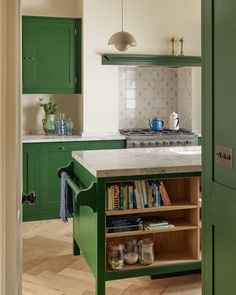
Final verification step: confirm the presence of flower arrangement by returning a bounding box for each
[39,97,57,114]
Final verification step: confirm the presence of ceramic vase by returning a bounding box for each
[42,114,56,135]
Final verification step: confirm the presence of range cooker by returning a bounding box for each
[120,128,198,148]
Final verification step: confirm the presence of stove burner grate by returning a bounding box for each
[119,128,194,137]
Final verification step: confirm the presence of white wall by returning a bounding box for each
[22,0,83,18]
[83,0,201,134]
[21,0,83,134]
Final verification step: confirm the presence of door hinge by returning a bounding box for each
[74,77,77,84]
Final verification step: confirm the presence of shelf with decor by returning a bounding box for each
[102,54,202,67]
[59,147,201,294]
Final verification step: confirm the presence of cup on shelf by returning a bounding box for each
[138,238,155,265]
[124,239,139,265]
[108,242,125,270]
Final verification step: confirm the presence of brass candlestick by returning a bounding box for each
[170,37,177,56]
[179,37,185,56]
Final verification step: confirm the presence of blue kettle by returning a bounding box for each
[148,116,164,132]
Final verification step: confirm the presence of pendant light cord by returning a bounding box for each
[121,0,124,31]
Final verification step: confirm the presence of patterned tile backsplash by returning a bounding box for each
[119,67,192,130]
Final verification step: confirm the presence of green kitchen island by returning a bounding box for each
[59,146,201,295]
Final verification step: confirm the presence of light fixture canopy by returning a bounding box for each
[108,0,137,51]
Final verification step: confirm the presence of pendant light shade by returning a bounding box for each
[108,31,136,52]
[108,0,137,51]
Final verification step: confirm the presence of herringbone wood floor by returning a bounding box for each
[23,219,201,295]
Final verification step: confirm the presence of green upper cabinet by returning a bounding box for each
[22,16,81,94]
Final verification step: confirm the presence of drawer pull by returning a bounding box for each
[59,146,65,151]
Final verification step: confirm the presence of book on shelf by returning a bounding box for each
[106,180,171,211]
[142,217,169,227]
[143,223,175,231]
[106,216,142,233]
[106,224,142,233]
[158,181,172,206]
[142,218,175,231]
[106,216,142,227]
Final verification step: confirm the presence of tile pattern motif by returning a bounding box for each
[119,67,192,130]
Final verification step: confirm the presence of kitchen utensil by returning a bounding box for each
[148,117,164,132]
[169,112,179,130]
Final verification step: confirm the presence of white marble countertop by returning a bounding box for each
[72,146,201,178]
[23,134,126,143]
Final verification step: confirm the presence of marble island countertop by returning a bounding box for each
[72,146,201,178]
[22,133,126,143]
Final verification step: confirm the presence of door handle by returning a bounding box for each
[22,192,36,204]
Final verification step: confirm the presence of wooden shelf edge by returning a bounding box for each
[106,202,198,216]
[106,222,197,238]
[106,251,201,273]
[102,54,202,67]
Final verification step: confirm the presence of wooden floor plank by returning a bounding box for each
[23,219,201,295]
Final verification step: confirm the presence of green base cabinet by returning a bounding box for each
[23,140,125,221]
[22,16,81,94]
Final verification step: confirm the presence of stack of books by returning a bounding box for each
[106,180,171,211]
[142,218,175,231]
[106,216,142,233]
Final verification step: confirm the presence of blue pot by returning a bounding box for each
[148,117,164,132]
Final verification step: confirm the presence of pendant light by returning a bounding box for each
[108,0,137,51]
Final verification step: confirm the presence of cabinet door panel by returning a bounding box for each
[22,17,81,94]
[39,143,84,216]
[23,144,39,221]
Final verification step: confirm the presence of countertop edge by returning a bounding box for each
[22,134,127,143]
[72,147,201,178]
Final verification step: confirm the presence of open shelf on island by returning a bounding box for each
[106,219,197,238]
[106,200,198,216]
[105,176,201,273]
[106,250,200,273]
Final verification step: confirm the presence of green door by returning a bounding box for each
[22,16,81,94]
[203,1,236,293]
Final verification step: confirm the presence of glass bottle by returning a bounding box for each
[108,242,124,270]
[66,117,74,136]
[124,239,138,265]
[138,238,155,265]
[57,113,66,136]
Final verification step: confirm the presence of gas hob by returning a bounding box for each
[119,128,198,148]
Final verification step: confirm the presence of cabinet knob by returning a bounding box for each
[23,56,34,60]
[59,146,65,151]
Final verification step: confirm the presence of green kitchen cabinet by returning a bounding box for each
[22,16,81,94]
[23,140,125,221]
[22,144,39,220]
[198,137,202,146]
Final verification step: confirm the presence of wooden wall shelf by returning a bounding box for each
[102,54,202,67]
